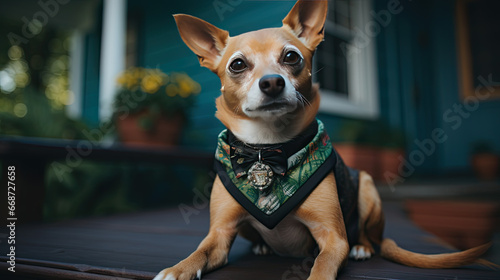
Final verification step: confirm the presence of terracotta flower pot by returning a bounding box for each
[116,111,184,148]
[334,144,406,182]
[471,153,499,181]
[334,143,379,178]
[378,148,405,182]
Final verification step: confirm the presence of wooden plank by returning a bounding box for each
[0,137,214,167]
[0,261,149,280]
[0,202,498,279]
[0,258,155,280]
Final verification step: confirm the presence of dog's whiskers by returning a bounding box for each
[312,67,324,76]
[233,105,241,116]
[295,91,311,107]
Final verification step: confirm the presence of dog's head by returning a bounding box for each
[174,0,328,143]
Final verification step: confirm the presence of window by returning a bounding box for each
[456,0,500,99]
[314,0,379,119]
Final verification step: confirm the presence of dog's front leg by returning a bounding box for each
[295,173,350,280]
[154,176,246,280]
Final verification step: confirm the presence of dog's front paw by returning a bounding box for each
[153,267,202,280]
[349,245,374,260]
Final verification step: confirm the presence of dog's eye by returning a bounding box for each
[283,51,301,65]
[229,59,247,73]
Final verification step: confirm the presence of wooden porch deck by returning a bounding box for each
[1,201,498,280]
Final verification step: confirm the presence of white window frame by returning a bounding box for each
[67,31,85,120]
[99,0,127,121]
[316,0,379,119]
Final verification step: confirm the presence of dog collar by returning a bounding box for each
[226,121,318,191]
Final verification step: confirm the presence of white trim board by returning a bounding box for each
[317,0,379,120]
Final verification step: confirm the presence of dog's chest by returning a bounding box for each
[246,214,315,257]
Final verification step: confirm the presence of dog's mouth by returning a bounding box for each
[248,100,291,112]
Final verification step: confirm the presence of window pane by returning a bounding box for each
[333,0,351,30]
[467,0,500,87]
[316,33,349,97]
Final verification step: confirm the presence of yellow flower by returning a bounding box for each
[133,67,145,79]
[178,80,193,96]
[116,75,127,86]
[126,74,139,89]
[141,75,162,93]
[173,73,201,97]
[118,68,200,99]
[191,81,201,94]
[117,71,140,90]
[166,84,178,97]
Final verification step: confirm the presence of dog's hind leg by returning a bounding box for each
[154,176,246,280]
[349,171,385,261]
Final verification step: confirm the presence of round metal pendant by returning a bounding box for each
[248,162,274,191]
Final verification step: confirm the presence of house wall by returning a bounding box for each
[430,0,500,171]
[82,25,102,127]
[375,0,500,174]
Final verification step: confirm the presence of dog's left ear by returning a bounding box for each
[282,0,328,50]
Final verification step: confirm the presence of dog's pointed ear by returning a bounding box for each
[174,14,229,71]
[282,0,328,50]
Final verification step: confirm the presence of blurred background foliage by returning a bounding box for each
[44,161,212,221]
[0,18,211,221]
[0,18,84,139]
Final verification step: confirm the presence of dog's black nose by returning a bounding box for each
[259,74,285,98]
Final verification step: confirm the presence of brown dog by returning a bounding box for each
[154,1,492,279]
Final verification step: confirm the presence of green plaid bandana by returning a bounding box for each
[214,119,335,228]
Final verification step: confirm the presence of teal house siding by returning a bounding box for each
[375,0,440,173]
[82,31,102,127]
[375,0,500,174]
[81,7,103,128]
[429,0,500,171]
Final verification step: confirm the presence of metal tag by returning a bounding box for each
[248,162,274,191]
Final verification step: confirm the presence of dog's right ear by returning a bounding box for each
[173,14,229,71]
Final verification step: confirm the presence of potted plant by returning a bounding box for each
[332,119,379,178]
[376,126,406,183]
[470,141,499,181]
[113,68,200,147]
[332,120,406,182]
